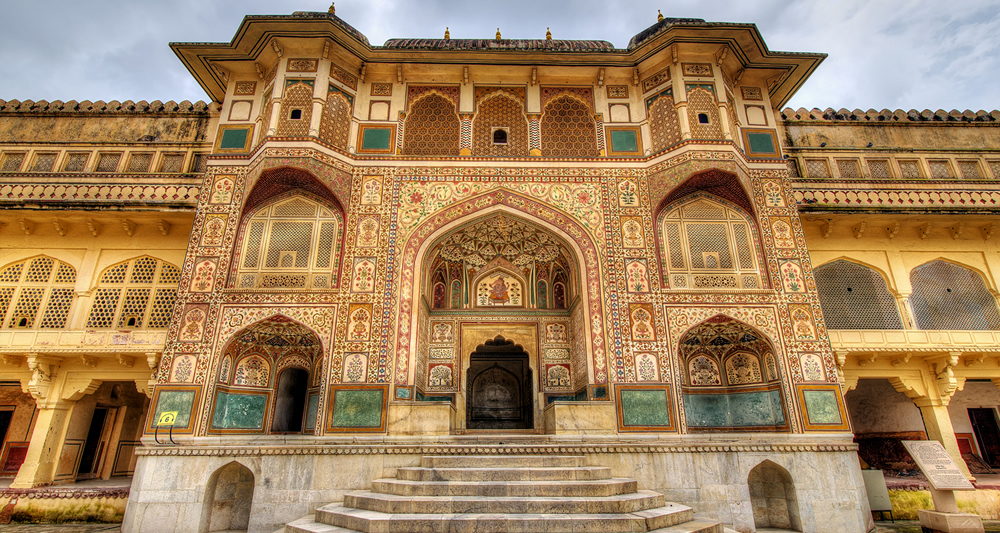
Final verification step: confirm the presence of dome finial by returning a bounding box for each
[496,28,502,40]
[444,27,450,39]
[546,27,552,41]
[657,9,664,22]
[328,2,335,15]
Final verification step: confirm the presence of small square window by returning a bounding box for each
[289,109,303,120]
[491,128,508,145]
[697,113,710,124]
[0,152,26,172]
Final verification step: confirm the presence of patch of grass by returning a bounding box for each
[888,489,1000,520]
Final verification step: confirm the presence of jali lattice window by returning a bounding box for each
[0,257,77,329]
[85,257,180,329]
[659,196,761,290]
[815,260,903,329]
[910,261,1000,330]
[237,195,343,290]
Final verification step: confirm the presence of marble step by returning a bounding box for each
[371,477,639,497]
[343,489,666,514]
[419,455,585,469]
[317,502,696,532]
[287,515,723,533]
[395,465,611,482]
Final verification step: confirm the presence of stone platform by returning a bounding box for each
[284,455,721,532]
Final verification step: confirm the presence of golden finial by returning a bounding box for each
[444,27,450,39]
[546,27,552,41]
[657,10,663,22]
[496,28,502,40]
[328,2,335,14]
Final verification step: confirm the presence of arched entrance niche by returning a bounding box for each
[677,315,788,431]
[202,461,255,532]
[230,167,347,291]
[466,336,533,429]
[393,192,607,430]
[210,315,324,434]
[748,460,801,531]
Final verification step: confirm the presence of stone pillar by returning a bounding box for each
[914,398,973,479]
[717,103,733,140]
[309,101,324,138]
[676,103,692,140]
[897,292,917,329]
[11,355,68,488]
[267,102,282,136]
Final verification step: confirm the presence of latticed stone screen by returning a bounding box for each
[814,260,903,329]
[85,257,180,329]
[402,94,460,156]
[0,257,77,329]
[660,197,760,289]
[910,261,1000,330]
[898,160,922,179]
[473,94,528,157]
[685,87,723,140]
[648,92,681,153]
[31,153,57,172]
[127,153,152,173]
[63,153,89,172]
[319,91,352,150]
[276,82,314,137]
[540,96,598,158]
[958,161,982,180]
[804,159,830,178]
[238,196,342,289]
[159,153,185,173]
[867,159,891,179]
[95,152,122,172]
[836,159,861,179]
[928,160,952,179]
[989,160,1000,179]
[1,153,25,172]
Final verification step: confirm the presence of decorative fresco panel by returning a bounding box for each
[210,175,236,204]
[789,304,817,341]
[200,214,227,247]
[346,303,373,341]
[189,258,217,293]
[629,303,655,341]
[351,258,376,293]
[621,216,644,248]
[545,364,572,389]
[178,304,208,342]
[360,175,383,205]
[625,259,651,293]
[475,272,523,307]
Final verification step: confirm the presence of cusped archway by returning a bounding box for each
[211,315,323,434]
[678,315,788,432]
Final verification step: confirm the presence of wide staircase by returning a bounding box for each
[284,455,722,532]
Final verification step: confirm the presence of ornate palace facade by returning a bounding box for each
[0,7,998,533]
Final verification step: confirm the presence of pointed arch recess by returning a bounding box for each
[389,189,609,386]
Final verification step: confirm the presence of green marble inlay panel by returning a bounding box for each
[331,389,384,428]
[610,130,638,153]
[212,391,267,430]
[361,128,393,151]
[803,389,843,425]
[746,132,777,155]
[684,389,784,428]
[219,128,250,150]
[153,390,194,428]
[620,389,671,426]
[304,393,320,430]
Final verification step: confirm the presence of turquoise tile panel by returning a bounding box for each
[219,128,249,150]
[746,132,777,155]
[610,130,638,153]
[362,128,393,151]
[620,389,671,427]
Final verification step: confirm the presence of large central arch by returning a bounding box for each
[390,189,609,418]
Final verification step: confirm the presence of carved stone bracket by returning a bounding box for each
[62,377,102,401]
[932,352,961,400]
[26,354,62,402]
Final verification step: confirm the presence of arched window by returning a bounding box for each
[473,91,528,156]
[910,261,1000,330]
[86,257,179,329]
[0,257,76,329]
[659,196,761,290]
[815,260,903,329]
[236,194,343,290]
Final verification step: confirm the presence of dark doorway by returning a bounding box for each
[78,407,112,477]
[271,368,309,433]
[466,336,533,430]
[0,410,12,447]
[969,408,1000,466]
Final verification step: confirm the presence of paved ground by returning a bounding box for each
[4,519,1000,532]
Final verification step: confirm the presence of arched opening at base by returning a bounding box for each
[271,367,309,433]
[748,460,800,531]
[204,462,255,532]
[466,336,533,430]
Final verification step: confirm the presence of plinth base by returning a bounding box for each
[918,509,984,533]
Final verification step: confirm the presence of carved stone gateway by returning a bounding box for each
[466,336,533,430]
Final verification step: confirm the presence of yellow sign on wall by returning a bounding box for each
[157,411,179,427]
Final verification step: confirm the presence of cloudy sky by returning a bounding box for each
[2,0,998,112]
